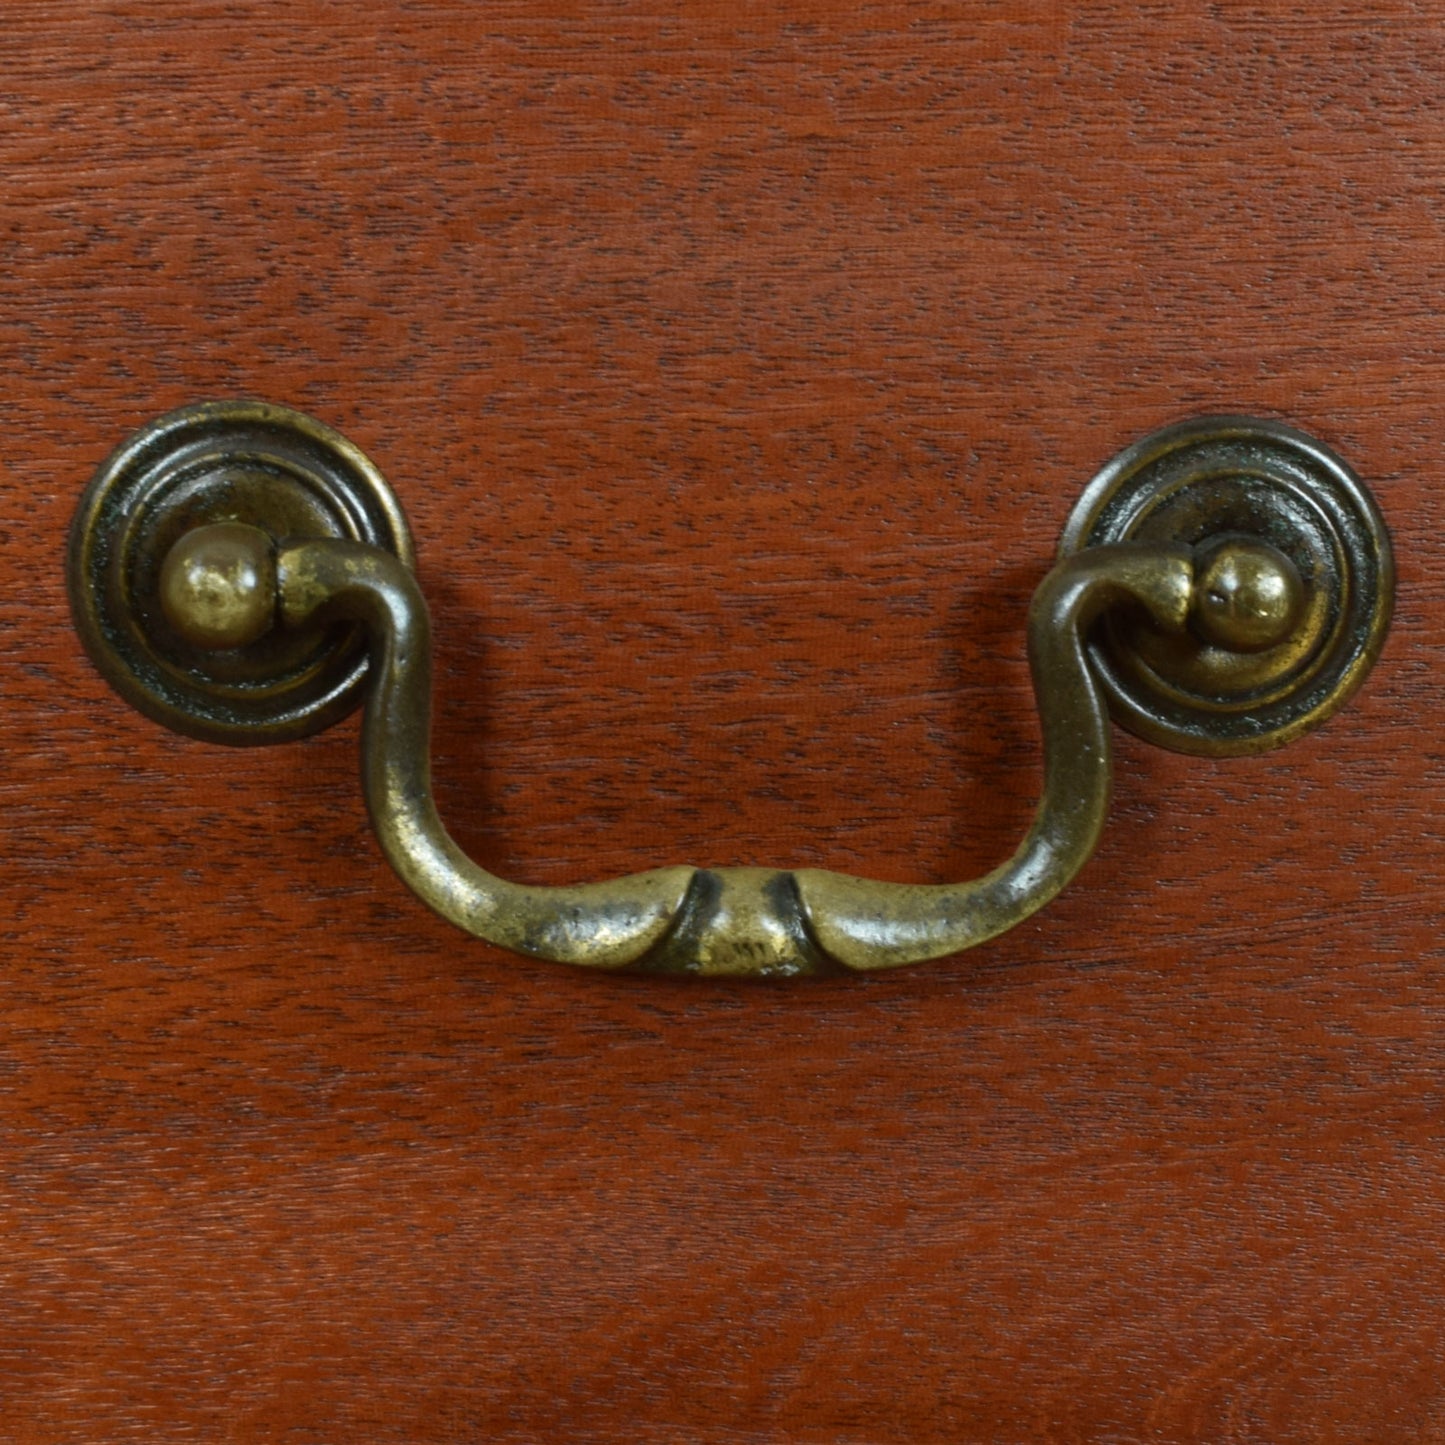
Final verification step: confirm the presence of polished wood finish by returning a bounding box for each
[3,3,1441,1438]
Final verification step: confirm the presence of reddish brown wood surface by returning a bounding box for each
[3,3,1444,1439]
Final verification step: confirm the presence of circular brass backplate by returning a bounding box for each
[69,401,414,745]
[1060,417,1393,756]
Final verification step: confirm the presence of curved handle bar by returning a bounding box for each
[243,530,1190,976]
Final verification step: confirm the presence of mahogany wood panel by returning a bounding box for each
[3,2,1444,1439]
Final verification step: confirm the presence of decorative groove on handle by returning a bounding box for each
[67,404,1395,979]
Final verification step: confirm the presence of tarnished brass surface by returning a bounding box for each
[159,522,278,651]
[1060,416,1394,755]
[69,406,1395,976]
[67,401,413,745]
[274,533,1192,974]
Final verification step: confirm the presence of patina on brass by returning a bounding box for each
[69,406,1395,977]
[67,400,413,745]
[1059,416,1394,756]
[159,521,278,651]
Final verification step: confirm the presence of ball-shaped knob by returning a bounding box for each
[1190,538,1305,653]
[159,522,277,650]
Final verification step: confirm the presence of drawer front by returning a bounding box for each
[2,5,1439,1440]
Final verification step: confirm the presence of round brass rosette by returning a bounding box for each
[1060,416,1394,756]
[68,401,413,745]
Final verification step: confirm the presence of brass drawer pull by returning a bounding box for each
[69,404,1393,977]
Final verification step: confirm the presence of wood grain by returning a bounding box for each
[3,2,1443,1439]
